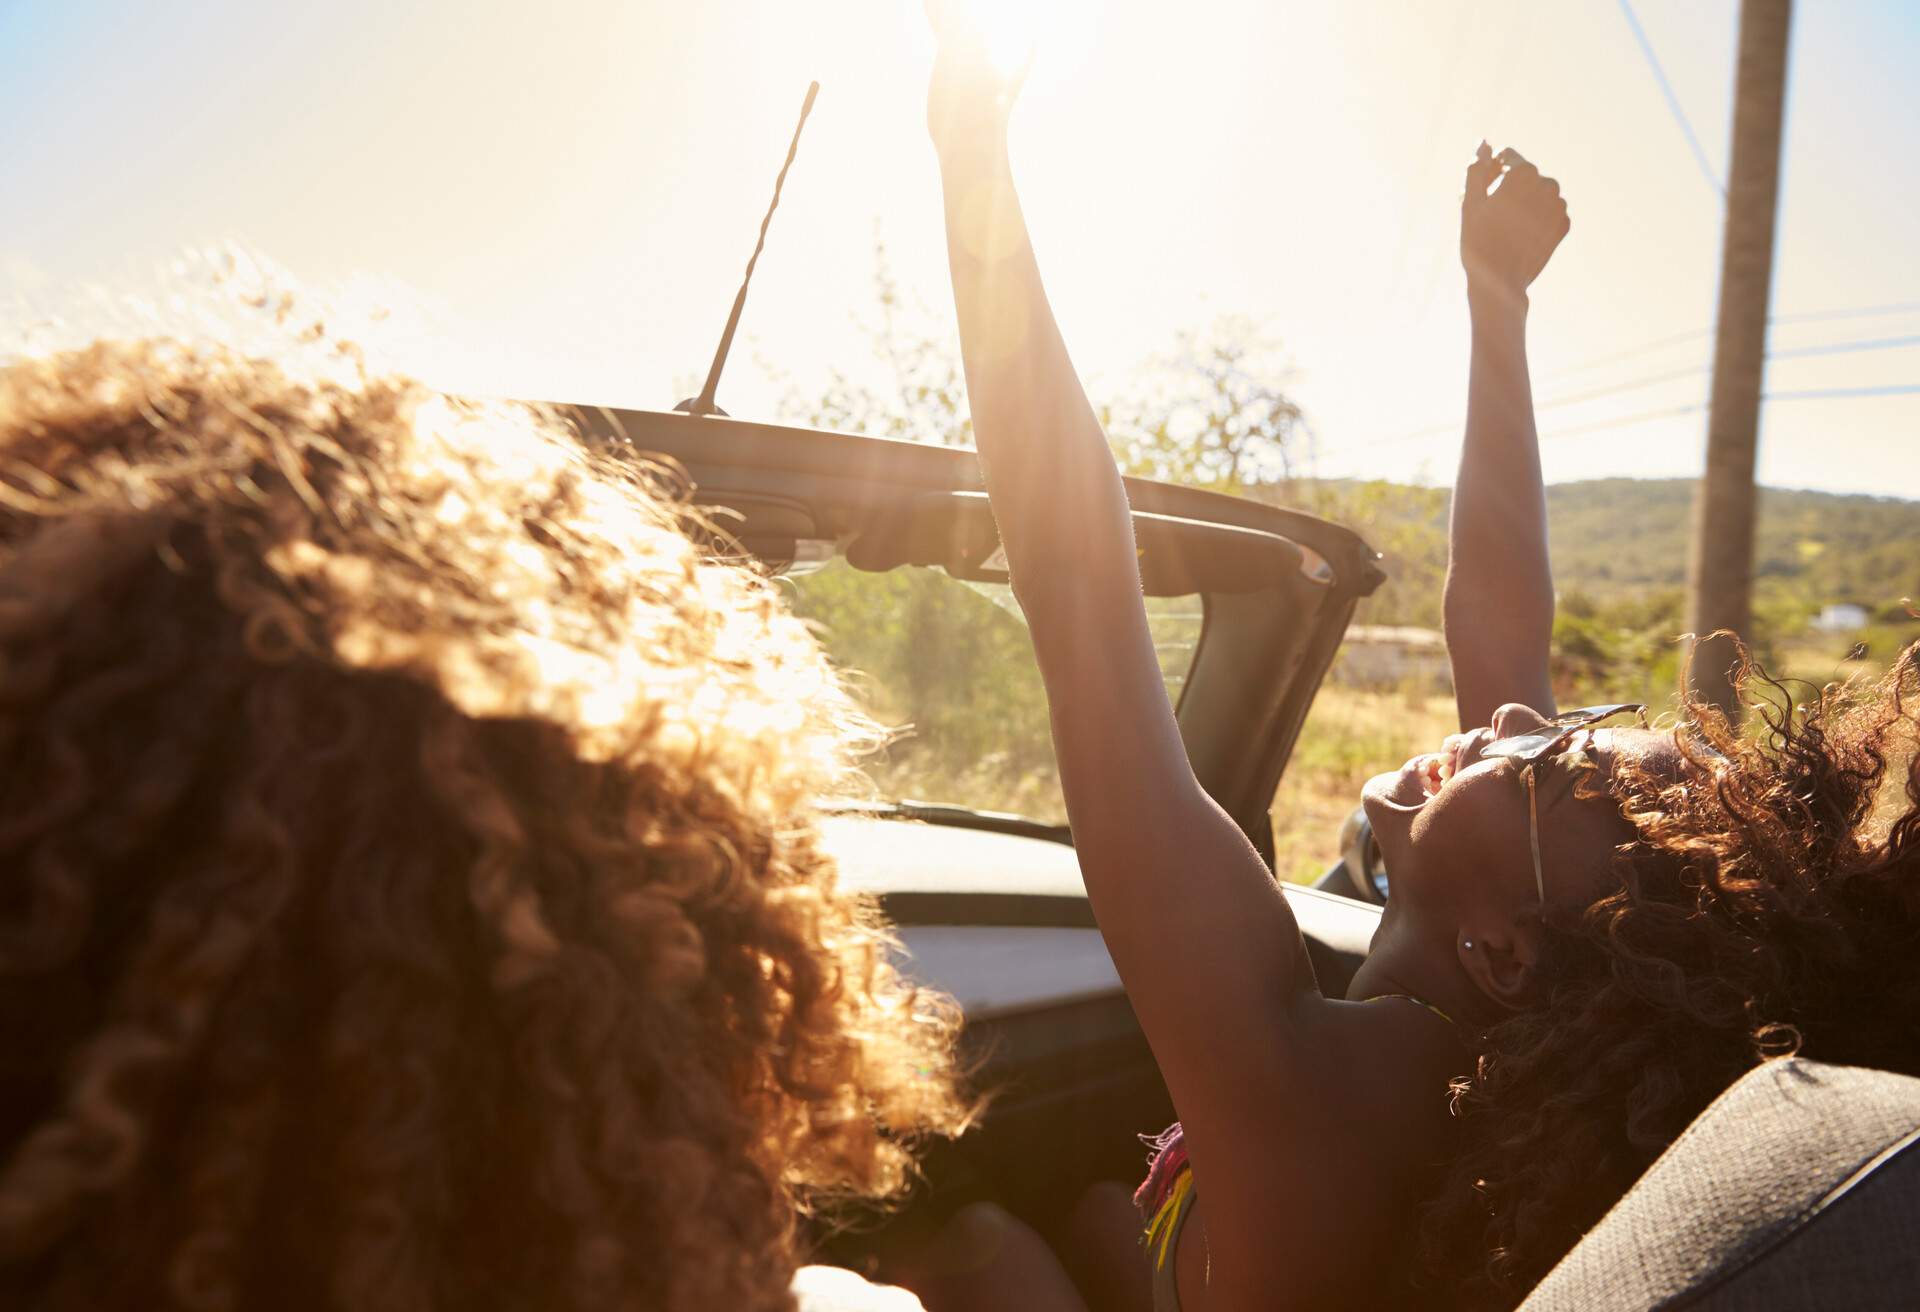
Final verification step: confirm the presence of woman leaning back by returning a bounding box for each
[921,6,1920,1309]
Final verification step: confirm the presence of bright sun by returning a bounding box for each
[958,0,1098,77]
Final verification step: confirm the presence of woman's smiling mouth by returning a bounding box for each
[1364,726,1500,813]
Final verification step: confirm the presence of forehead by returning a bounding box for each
[1529,725,1681,817]
[1539,728,1665,880]
[1426,728,1653,901]
[1586,726,1681,784]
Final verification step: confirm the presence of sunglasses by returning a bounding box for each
[1479,703,1648,902]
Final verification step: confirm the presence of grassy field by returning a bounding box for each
[842,610,1917,889]
[1269,683,1459,884]
[1771,627,1914,690]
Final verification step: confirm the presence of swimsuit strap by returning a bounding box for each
[1363,992,1455,1027]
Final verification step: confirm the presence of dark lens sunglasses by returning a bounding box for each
[1479,703,1647,903]
[1480,703,1648,766]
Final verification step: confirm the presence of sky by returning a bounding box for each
[3,0,1917,497]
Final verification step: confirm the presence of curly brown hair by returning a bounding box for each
[1422,648,1920,1306]
[0,319,971,1311]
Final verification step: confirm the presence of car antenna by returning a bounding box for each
[675,80,820,418]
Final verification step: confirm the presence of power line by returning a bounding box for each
[1770,333,1920,363]
[1537,361,1703,412]
[1773,300,1920,328]
[1327,383,1917,467]
[1616,0,1725,198]
[1314,381,1920,478]
[1538,332,1920,412]
[1548,325,1711,381]
[1353,333,1920,452]
[1764,382,1920,403]
[1547,301,1920,382]
[1536,383,1920,444]
[1539,400,1703,442]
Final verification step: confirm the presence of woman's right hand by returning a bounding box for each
[924,0,1027,162]
[1460,143,1571,306]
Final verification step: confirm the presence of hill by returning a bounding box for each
[1277,477,1920,631]
[1546,480,1920,617]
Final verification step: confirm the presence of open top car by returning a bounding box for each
[576,404,1920,1309]
[573,403,1387,1223]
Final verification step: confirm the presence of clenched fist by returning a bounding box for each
[1460,143,1570,306]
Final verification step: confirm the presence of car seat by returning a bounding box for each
[1519,1058,1920,1310]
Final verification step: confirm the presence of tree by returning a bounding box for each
[779,239,1312,492]
[771,241,1311,819]
[780,232,973,447]
[1106,316,1309,493]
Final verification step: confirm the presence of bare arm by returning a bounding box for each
[1445,145,1570,729]
[926,16,1395,1307]
[926,6,1309,1073]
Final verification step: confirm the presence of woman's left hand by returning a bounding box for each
[1461,143,1571,306]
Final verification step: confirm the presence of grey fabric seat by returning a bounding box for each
[1519,1058,1920,1310]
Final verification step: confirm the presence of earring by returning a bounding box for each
[1463,939,1475,951]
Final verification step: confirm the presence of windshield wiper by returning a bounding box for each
[818,799,1072,846]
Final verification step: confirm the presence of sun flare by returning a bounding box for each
[959,0,1097,77]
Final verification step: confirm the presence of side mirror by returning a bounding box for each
[1336,806,1389,904]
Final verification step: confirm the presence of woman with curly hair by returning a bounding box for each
[0,294,971,1311]
[922,6,1919,1309]
[1421,648,1920,1305]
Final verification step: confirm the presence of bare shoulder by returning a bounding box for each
[1182,995,1465,1305]
[1296,994,1466,1133]
[1199,992,1464,1183]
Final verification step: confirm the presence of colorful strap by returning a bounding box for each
[1132,995,1454,1281]
[1142,1165,1196,1272]
[1134,1122,1188,1217]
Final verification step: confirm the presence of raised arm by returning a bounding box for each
[925,14,1382,1304]
[925,7,1307,1053]
[1445,145,1570,729]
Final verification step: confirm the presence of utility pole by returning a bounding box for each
[1686,0,1793,719]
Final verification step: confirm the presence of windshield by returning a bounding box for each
[784,557,1202,824]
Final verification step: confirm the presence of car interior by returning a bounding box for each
[572,403,1387,1259]
[582,404,1920,1307]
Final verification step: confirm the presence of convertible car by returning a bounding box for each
[575,404,1918,1309]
